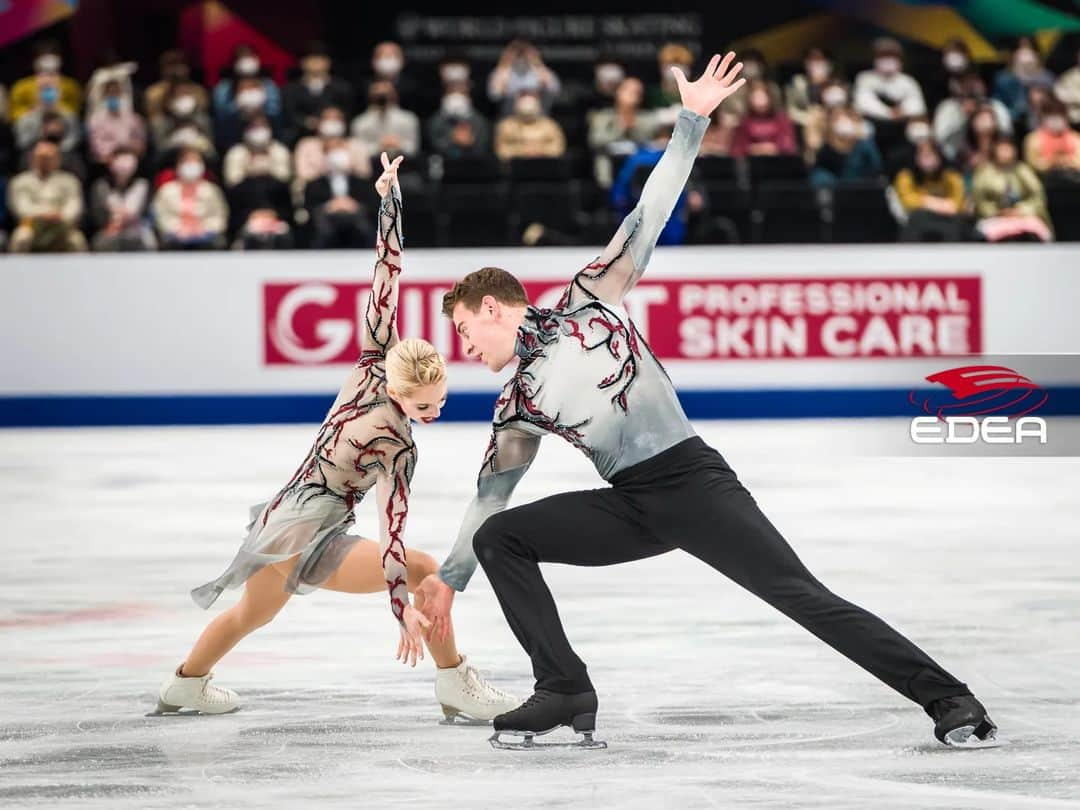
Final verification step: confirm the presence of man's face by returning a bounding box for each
[32,143,60,174]
[452,299,519,372]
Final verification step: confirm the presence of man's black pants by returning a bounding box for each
[473,436,971,707]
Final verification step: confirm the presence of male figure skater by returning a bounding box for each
[416,52,996,750]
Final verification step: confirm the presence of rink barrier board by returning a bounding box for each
[4,387,1080,427]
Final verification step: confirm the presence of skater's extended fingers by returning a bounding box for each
[720,61,744,87]
[380,151,390,171]
[703,53,721,80]
[714,51,735,80]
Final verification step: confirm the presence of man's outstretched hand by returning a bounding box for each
[671,51,745,119]
[416,573,455,643]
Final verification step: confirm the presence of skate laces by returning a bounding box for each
[463,663,513,703]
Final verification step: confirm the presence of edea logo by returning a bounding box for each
[909,365,1049,444]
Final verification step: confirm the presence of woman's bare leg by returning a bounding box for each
[180,561,294,677]
[318,538,461,668]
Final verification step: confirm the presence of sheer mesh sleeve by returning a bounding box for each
[437,424,542,591]
[361,185,403,354]
[571,108,709,307]
[374,424,415,623]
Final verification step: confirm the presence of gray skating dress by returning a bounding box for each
[192,187,413,623]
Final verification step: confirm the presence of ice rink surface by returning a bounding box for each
[2,419,1079,809]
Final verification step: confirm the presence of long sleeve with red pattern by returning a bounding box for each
[362,184,403,354]
[375,425,415,623]
[437,422,542,591]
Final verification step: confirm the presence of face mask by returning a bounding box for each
[178,161,204,182]
[105,96,122,113]
[515,96,541,117]
[441,93,471,117]
[596,64,624,86]
[916,157,940,173]
[1045,116,1067,134]
[441,64,469,83]
[171,95,196,116]
[319,119,345,137]
[327,149,351,171]
[875,57,901,75]
[833,118,857,138]
[40,86,59,105]
[822,87,847,108]
[111,153,137,179]
[906,122,931,142]
[237,88,266,109]
[374,56,403,76]
[806,60,830,82]
[973,117,995,134]
[305,76,327,94]
[943,51,968,72]
[235,56,260,76]
[246,127,271,147]
[35,54,61,73]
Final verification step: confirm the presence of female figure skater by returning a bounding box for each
[155,152,518,723]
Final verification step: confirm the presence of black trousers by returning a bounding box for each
[473,437,971,707]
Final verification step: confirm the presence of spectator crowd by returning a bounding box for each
[2,33,1079,253]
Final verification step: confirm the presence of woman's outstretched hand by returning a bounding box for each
[671,51,745,119]
[375,150,403,199]
[415,573,455,644]
[396,604,431,667]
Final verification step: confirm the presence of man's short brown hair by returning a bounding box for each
[441,267,529,318]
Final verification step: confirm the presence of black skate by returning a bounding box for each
[488,690,607,750]
[927,695,1000,748]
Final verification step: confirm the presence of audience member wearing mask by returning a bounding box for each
[14,75,81,154]
[933,71,1011,163]
[801,79,872,164]
[87,79,148,165]
[224,114,291,188]
[294,106,372,196]
[427,82,491,159]
[145,50,209,130]
[351,81,420,158]
[1022,99,1080,178]
[924,38,977,111]
[494,89,566,161]
[992,39,1055,126]
[303,136,374,249]
[646,43,694,110]
[853,37,927,147]
[8,140,86,252]
[152,148,228,249]
[152,80,215,154]
[961,104,1007,175]
[785,47,838,129]
[610,114,697,247]
[892,139,969,242]
[283,41,354,142]
[884,113,931,177]
[588,77,657,186]
[15,110,87,181]
[1055,47,1080,126]
[809,106,883,188]
[89,147,156,251]
[226,117,293,251]
[10,41,82,122]
[731,79,797,158]
[972,134,1052,242]
[488,39,562,118]
[213,45,283,150]
[586,56,627,111]
[367,41,426,114]
[84,58,138,119]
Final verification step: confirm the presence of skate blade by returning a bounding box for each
[943,722,1002,749]
[145,700,240,717]
[438,707,491,727]
[488,729,607,751]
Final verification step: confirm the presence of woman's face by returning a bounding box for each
[993,140,1017,165]
[389,380,449,423]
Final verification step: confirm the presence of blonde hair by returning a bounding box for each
[386,338,447,397]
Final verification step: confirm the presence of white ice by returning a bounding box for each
[2,420,1078,809]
